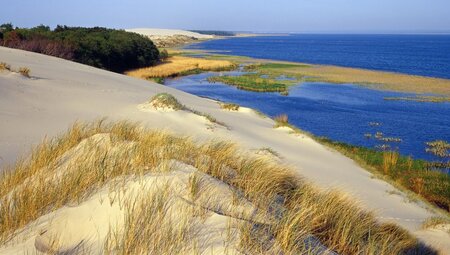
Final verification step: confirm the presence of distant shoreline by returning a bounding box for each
[179,38,450,96]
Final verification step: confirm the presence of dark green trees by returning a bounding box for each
[0,24,161,73]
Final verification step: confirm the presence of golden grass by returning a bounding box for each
[220,103,240,111]
[422,216,450,231]
[0,120,434,254]
[245,62,450,95]
[274,114,289,127]
[382,151,399,175]
[0,62,11,71]
[18,67,30,78]
[125,56,237,79]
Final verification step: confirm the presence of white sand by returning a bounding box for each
[126,28,214,39]
[0,46,449,253]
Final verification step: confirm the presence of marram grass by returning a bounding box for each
[0,120,436,254]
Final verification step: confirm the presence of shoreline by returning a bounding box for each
[176,40,450,96]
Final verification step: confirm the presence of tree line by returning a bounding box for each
[0,24,161,73]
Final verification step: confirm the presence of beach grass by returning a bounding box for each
[149,93,184,110]
[274,114,289,127]
[125,56,237,80]
[220,103,240,111]
[0,120,433,254]
[0,62,11,71]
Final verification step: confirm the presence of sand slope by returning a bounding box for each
[0,46,449,253]
[126,28,213,39]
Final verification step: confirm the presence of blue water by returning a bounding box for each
[166,72,450,166]
[186,34,450,79]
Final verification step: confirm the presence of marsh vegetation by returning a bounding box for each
[126,56,237,80]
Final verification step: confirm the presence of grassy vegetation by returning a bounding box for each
[0,62,11,71]
[208,74,292,93]
[18,67,30,78]
[274,114,289,127]
[220,103,240,111]
[422,217,450,232]
[384,96,450,103]
[0,120,434,254]
[149,93,183,110]
[126,56,237,80]
[315,137,450,212]
[0,62,32,78]
[148,93,228,128]
[201,53,450,95]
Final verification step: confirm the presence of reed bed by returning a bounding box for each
[241,62,450,95]
[0,120,435,254]
[125,56,236,79]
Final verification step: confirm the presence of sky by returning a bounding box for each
[2,0,450,33]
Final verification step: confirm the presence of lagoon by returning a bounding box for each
[166,72,450,162]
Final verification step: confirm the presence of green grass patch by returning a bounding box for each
[208,74,291,93]
[147,77,165,84]
[150,93,183,110]
[315,137,450,212]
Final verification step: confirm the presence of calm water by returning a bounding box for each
[166,72,450,164]
[186,34,450,79]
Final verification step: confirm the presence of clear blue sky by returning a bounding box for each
[2,0,450,33]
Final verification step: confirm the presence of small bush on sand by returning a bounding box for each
[221,103,240,111]
[18,67,30,78]
[274,114,289,127]
[0,62,11,71]
[149,93,183,110]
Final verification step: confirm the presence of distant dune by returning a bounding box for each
[126,28,214,47]
[126,28,214,39]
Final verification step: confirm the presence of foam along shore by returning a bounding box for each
[0,46,449,253]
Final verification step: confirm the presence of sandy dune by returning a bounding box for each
[126,28,213,39]
[0,46,449,253]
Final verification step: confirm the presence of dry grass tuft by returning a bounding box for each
[0,62,11,71]
[0,120,435,254]
[18,67,31,78]
[126,56,237,79]
[220,103,240,111]
[422,216,450,231]
[274,114,289,127]
[382,151,399,175]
